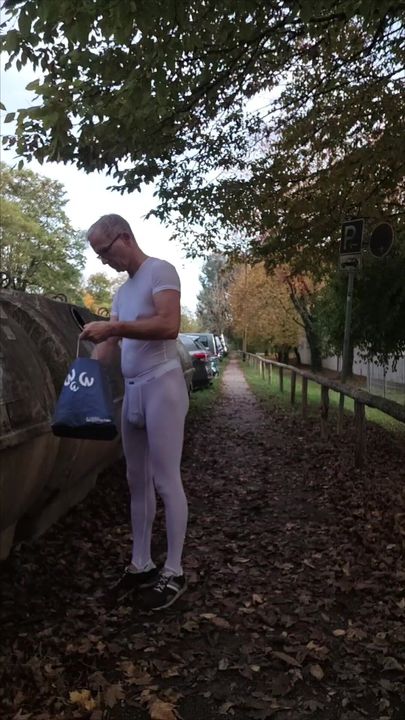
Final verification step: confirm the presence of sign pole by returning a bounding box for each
[339,218,364,383]
[341,268,356,383]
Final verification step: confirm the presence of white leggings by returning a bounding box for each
[121,367,189,576]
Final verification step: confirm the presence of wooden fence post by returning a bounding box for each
[302,377,308,418]
[337,393,345,434]
[290,371,296,405]
[320,386,329,439]
[354,400,366,469]
[279,367,284,393]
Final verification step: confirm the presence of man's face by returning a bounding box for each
[90,230,129,272]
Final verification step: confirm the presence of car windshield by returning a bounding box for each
[180,335,207,352]
[179,335,195,350]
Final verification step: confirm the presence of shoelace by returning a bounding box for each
[154,574,171,593]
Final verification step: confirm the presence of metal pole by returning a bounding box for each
[341,269,355,383]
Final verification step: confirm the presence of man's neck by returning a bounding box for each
[128,250,149,276]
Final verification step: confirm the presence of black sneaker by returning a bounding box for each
[141,572,187,610]
[109,565,159,600]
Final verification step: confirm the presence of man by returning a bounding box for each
[80,214,189,610]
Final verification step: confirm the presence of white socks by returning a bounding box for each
[128,560,156,574]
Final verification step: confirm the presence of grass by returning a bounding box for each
[241,358,405,438]
[187,356,229,420]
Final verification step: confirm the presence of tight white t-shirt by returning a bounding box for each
[111,257,181,378]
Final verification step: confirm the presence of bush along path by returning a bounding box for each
[1,357,405,720]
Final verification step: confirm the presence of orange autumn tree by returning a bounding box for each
[229,262,300,356]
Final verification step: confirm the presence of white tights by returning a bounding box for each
[121,367,189,576]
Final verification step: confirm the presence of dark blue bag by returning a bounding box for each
[51,343,118,441]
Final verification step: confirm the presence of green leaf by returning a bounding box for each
[25,80,40,92]
[0,102,6,111]
[3,30,19,53]
[18,11,31,37]
[4,112,15,123]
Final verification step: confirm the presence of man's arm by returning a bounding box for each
[89,315,121,363]
[80,290,180,344]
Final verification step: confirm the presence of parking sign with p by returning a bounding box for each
[340,219,364,269]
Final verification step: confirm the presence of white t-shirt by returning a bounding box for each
[111,257,181,378]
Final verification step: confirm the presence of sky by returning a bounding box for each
[0,60,203,312]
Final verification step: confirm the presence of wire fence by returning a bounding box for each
[367,357,405,405]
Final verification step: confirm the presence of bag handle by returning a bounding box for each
[76,336,82,358]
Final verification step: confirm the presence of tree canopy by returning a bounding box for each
[0,161,86,298]
[2,1,403,273]
[196,254,232,334]
[2,1,404,367]
[180,307,199,333]
[316,237,405,366]
[229,262,300,353]
[82,272,114,313]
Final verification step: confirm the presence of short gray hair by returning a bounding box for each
[87,214,135,242]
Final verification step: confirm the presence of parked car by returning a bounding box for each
[220,334,229,356]
[176,337,194,393]
[178,334,213,390]
[215,335,225,359]
[189,332,221,375]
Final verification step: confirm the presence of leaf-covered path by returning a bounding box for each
[1,358,405,720]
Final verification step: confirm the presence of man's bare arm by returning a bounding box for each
[80,290,180,344]
[90,315,121,364]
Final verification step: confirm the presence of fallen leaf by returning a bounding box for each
[346,627,367,641]
[182,620,199,632]
[149,699,179,720]
[252,593,264,604]
[69,689,97,711]
[211,616,231,629]
[272,651,301,667]
[309,663,324,680]
[219,701,234,714]
[332,629,346,637]
[104,683,125,708]
[382,656,404,671]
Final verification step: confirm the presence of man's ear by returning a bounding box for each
[121,232,133,247]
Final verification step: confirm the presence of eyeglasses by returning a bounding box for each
[96,233,122,259]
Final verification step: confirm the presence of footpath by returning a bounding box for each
[0,358,404,720]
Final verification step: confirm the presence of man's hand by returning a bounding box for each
[80,321,115,344]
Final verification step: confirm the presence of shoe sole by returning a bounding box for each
[151,580,188,611]
[110,575,159,602]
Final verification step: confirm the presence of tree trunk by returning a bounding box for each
[285,279,323,373]
[242,326,248,353]
[307,330,323,372]
[345,343,354,379]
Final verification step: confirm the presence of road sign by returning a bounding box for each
[340,219,364,255]
[369,222,394,258]
[339,254,362,270]
[340,219,364,270]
